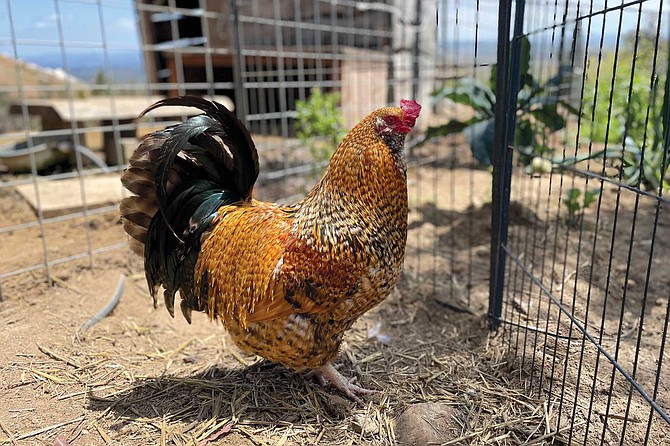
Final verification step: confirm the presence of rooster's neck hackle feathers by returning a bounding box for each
[294,105,412,250]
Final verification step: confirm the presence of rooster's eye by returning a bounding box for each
[383,116,400,126]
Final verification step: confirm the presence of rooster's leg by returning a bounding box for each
[312,363,374,404]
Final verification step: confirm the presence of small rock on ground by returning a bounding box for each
[326,394,352,418]
[395,402,457,445]
[350,413,380,436]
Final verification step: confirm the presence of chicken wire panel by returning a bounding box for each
[0,0,478,303]
[416,0,501,310]
[492,0,670,444]
[0,0,144,295]
[230,0,401,193]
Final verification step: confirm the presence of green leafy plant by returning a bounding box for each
[424,37,579,167]
[582,28,670,191]
[619,72,670,191]
[562,188,599,227]
[295,88,346,162]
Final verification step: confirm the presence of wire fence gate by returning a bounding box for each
[489,0,670,444]
[0,0,669,444]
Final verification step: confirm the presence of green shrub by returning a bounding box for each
[295,88,346,162]
[423,37,579,167]
[582,28,670,191]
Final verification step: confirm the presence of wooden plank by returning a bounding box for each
[9,95,234,124]
[13,173,125,218]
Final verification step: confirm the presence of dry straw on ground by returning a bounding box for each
[0,253,576,445]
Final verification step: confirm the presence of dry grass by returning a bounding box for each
[0,248,577,446]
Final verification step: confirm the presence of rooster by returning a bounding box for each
[120,96,421,401]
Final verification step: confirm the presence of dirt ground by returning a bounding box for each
[0,146,669,445]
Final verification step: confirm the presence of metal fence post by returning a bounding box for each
[230,0,249,126]
[489,0,526,329]
[411,0,422,101]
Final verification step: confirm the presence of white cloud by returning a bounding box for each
[116,17,135,32]
[33,13,59,30]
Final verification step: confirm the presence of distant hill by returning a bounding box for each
[0,54,90,99]
[438,39,498,65]
[19,51,146,84]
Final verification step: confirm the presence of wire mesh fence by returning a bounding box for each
[0,0,492,313]
[490,0,670,444]
[0,0,473,298]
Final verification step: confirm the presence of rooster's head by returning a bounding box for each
[375,99,421,136]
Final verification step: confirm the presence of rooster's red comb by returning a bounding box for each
[400,99,421,127]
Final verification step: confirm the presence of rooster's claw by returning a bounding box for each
[310,362,376,404]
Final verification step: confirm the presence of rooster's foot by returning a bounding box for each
[311,363,374,404]
[304,362,342,386]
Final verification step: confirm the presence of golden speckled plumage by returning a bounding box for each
[191,107,410,369]
[120,97,420,398]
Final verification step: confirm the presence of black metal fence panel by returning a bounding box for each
[491,0,670,444]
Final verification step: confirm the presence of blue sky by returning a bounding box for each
[0,0,666,75]
[2,0,664,54]
[0,0,141,60]
[438,0,667,42]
